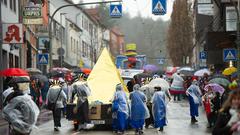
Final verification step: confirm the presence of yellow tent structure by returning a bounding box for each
[87,48,127,104]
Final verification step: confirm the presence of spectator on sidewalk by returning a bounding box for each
[2,76,39,135]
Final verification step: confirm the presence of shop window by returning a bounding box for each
[4,0,7,6]
[13,0,16,12]
[15,56,19,67]
[9,53,13,68]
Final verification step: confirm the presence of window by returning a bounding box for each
[82,16,84,28]
[4,0,7,6]
[71,37,73,52]
[61,27,65,44]
[82,41,85,56]
[83,17,89,31]
[15,56,19,67]
[77,41,79,55]
[226,6,237,31]
[53,20,61,40]
[89,23,93,36]
[10,0,13,10]
[74,39,76,53]
[13,0,16,12]
[9,53,13,68]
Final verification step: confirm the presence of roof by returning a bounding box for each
[111,27,124,36]
[64,0,98,25]
[84,8,107,28]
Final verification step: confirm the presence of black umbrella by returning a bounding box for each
[152,69,165,76]
[47,71,64,78]
[31,74,48,83]
[179,70,194,76]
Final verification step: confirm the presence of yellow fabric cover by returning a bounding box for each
[222,67,237,75]
[87,48,127,104]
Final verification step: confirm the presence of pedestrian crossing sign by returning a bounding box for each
[152,0,166,15]
[223,49,237,62]
[110,4,122,18]
[38,53,49,64]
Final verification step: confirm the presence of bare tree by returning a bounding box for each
[167,0,193,66]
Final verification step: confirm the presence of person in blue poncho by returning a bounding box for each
[129,84,149,134]
[112,84,129,134]
[152,86,167,132]
[186,79,202,123]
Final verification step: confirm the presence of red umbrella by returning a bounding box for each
[81,68,91,75]
[0,68,29,76]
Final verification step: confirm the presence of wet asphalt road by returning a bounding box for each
[30,100,212,135]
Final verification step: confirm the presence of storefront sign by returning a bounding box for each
[2,23,24,44]
[198,4,214,16]
[23,6,42,24]
[198,0,212,4]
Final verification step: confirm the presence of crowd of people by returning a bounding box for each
[2,67,240,135]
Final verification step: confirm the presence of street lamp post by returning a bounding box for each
[48,0,122,69]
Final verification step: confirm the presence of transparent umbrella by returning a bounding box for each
[148,78,170,91]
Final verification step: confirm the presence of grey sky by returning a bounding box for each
[72,0,174,21]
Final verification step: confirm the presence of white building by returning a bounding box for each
[1,0,20,69]
[50,0,99,68]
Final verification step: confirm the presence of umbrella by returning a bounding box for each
[179,70,194,76]
[152,69,165,76]
[51,67,70,73]
[31,74,48,83]
[204,83,225,94]
[47,70,64,78]
[178,67,195,76]
[209,78,230,87]
[0,68,29,76]
[26,68,42,74]
[148,78,170,91]
[194,69,210,77]
[178,67,194,72]
[143,64,159,72]
[222,67,237,75]
[81,68,92,75]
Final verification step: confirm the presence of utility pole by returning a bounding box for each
[48,0,122,69]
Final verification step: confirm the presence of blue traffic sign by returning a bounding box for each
[199,51,207,59]
[38,54,49,64]
[152,0,166,15]
[223,48,237,62]
[110,4,122,18]
[158,58,165,65]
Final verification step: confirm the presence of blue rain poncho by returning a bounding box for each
[130,84,149,129]
[112,84,129,132]
[186,81,202,117]
[2,94,40,134]
[152,91,167,128]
